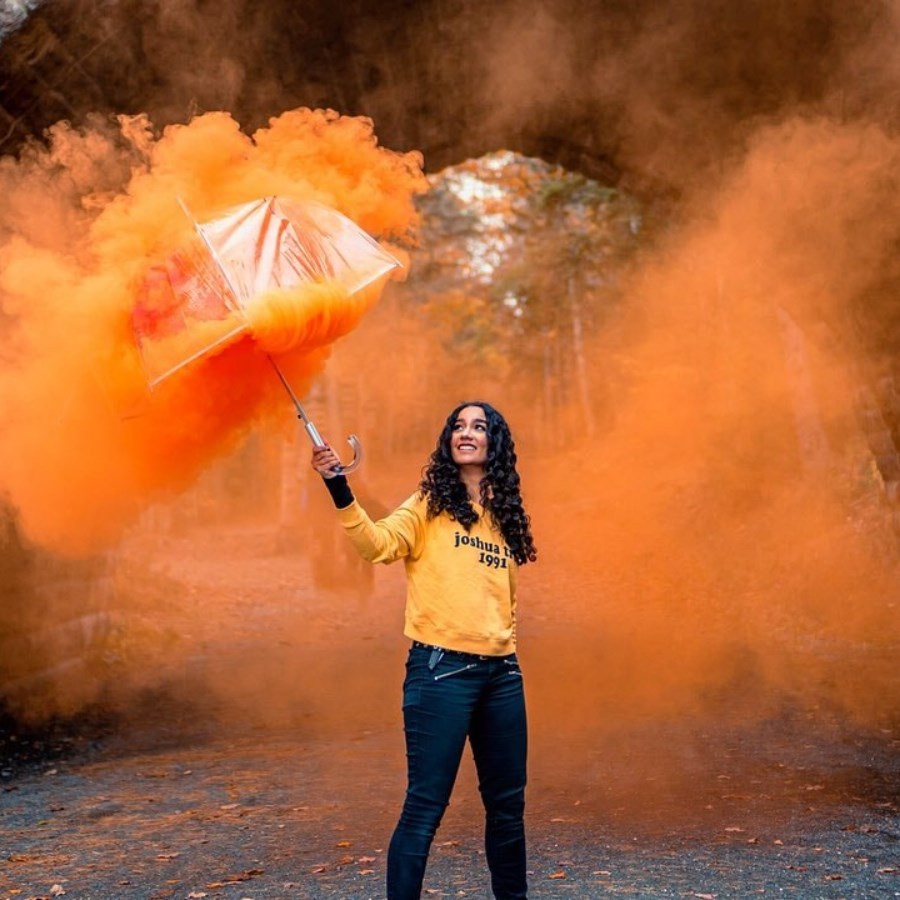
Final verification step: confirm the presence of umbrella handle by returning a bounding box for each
[302,419,363,474]
[341,434,363,474]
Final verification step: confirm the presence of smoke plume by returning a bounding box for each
[0,108,424,554]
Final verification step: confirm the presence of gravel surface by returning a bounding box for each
[3,527,898,899]
[2,687,899,900]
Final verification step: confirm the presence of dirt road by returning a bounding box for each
[3,708,900,900]
[2,525,899,899]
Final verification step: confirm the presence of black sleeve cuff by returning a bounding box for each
[321,473,354,509]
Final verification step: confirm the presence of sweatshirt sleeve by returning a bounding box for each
[335,495,424,564]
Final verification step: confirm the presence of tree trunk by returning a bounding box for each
[568,274,595,437]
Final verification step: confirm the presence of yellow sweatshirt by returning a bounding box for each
[336,493,518,656]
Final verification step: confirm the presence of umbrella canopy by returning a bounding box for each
[132,196,401,386]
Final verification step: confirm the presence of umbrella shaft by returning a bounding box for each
[303,419,326,448]
[267,355,326,448]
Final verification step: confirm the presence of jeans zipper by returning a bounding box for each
[433,662,477,681]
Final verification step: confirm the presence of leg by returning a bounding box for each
[387,648,480,899]
[469,656,528,900]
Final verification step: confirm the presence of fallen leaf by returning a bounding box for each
[223,870,263,883]
[49,887,66,897]
[358,869,375,875]
[156,852,180,860]
[723,826,744,833]
[877,867,899,874]
[549,871,567,879]
[206,869,263,888]
[187,893,208,899]
[591,870,611,875]
[335,840,352,848]
[338,855,354,865]
[824,874,844,881]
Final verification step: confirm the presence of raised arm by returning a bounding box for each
[311,443,422,563]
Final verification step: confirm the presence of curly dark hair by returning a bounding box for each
[418,401,537,565]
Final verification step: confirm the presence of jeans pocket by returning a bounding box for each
[503,658,523,677]
[402,668,424,709]
[433,661,478,681]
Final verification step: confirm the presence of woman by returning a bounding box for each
[311,401,537,900]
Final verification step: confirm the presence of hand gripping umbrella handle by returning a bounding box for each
[303,419,363,475]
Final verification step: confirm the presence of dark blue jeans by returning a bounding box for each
[387,643,528,899]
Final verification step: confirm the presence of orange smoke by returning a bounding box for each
[246,282,349,354]
[524,115,900,736]
[0,108,426,555]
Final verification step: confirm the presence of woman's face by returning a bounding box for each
[450,405,489,469]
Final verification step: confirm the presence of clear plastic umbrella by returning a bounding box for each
[132,196,401,471]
